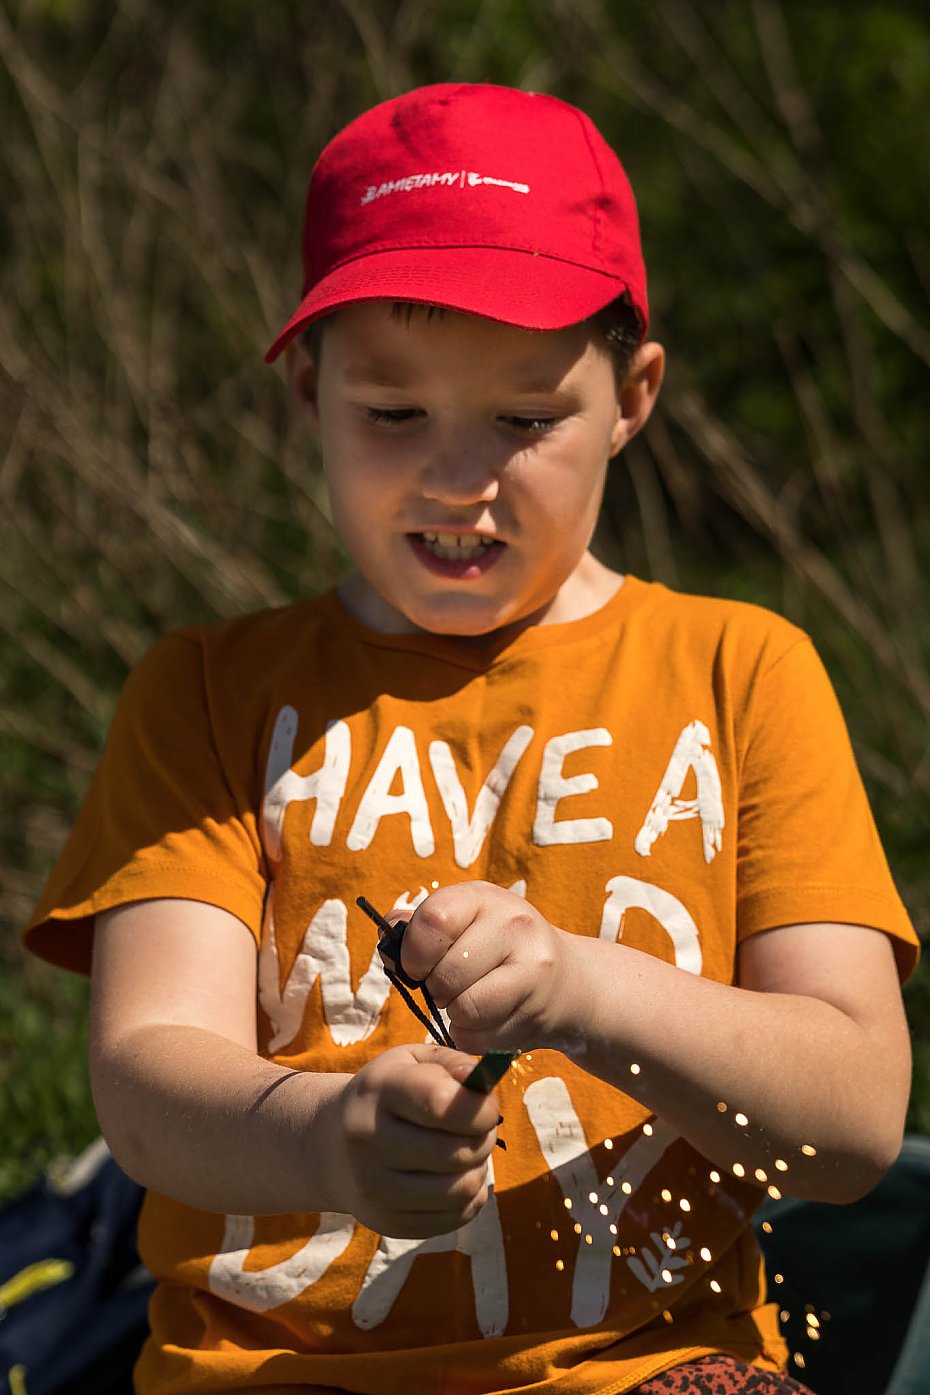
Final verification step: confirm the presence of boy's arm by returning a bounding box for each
[400,885,912,1203]
[563,917,911,1202]
[90,897,341,1216]
[90,898,499,1231]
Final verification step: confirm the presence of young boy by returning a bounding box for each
[24,83,917,1394]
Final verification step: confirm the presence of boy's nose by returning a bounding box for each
[419,444,501,505]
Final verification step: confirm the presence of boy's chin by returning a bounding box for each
[338,575,534,642]
[404,599,551,646]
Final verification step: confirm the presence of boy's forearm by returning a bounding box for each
[553,935,908,1204]
[91,1023,351,1215]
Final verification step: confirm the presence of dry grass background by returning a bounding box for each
[1,0,928,1194]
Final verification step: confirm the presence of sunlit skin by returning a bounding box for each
[287,302,664,643]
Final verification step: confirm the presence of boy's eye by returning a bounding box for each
[364,406,420,425]
[501,415,560,435]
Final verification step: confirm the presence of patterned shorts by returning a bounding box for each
[634,1354,812,1393]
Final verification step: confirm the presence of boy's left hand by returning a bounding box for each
[397,883,569,1054]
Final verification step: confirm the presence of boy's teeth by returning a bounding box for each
[421,531,493,560]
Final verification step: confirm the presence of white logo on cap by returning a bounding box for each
[361,170,530,206]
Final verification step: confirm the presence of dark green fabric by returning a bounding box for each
[755,1136,930,1395]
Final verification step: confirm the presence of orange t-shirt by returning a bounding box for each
[25,577,918,1395]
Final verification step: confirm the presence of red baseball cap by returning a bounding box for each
[265,83,648,362]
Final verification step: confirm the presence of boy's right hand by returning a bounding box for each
[324,1043,501,1239]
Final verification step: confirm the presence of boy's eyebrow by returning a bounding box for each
[506,370,578,396]
[341,355,579,397]
[342,357,413,388]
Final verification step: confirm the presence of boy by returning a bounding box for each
[24,83,917,1394]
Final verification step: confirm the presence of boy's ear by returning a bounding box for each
[609,341,665,457]
[285,337,320,426]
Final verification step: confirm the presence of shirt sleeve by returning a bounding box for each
[23,631,268,974]
[735,634,919,979]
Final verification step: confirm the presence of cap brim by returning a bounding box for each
[264,246,642,362]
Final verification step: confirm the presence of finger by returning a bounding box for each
[400,884,488,983]
[400,1042,473,1070]
[424,919,506,1011]
[360,1160,492,1215]
[372,1187,490,1240]
[387,1058,501,1137]
[443,960,529,1036]
[384,909,410,929]
[363,1112,499,1174]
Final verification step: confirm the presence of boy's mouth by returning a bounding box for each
[419,531,495,561]
[409,531,504,580]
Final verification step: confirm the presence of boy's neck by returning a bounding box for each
[336,557,625,649]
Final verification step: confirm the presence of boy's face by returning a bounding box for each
[290,302,662,642]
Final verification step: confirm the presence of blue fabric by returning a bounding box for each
[0,1143,152,1395]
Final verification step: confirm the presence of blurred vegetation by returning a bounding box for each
[1,0,928,1198]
